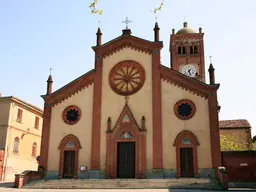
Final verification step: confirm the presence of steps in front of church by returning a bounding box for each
[23,178,222,189]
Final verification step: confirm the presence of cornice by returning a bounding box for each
[92,35,163,58]
[42,70,94,107]
[160,65,219,99]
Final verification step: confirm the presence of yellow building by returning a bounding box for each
[0,95,43,181]
[39,22,222,180]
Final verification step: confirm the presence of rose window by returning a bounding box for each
[109,60,146,96]
[174,99,196,120]
[62,105,81,125]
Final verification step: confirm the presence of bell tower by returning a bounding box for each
[170,22,205,82]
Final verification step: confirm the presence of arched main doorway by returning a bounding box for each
[105,104,147,179]
[173,130,200,178]
[58,134,81,179]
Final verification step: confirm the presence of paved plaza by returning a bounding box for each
[0,189,255,192]
[0,182,255,192]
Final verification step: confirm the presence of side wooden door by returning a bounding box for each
[63,151,75,178]
[180,148,194,177]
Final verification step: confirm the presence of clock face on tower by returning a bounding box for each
[181,64,197,77]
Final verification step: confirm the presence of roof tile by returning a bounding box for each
[219,119,251,128]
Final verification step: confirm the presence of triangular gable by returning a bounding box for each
[92,34,163,58]
[42,69,94,106]
[160,65,219,98]
[112,103,141,133]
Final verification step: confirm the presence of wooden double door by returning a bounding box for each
[117,142,136,178]
[180,148,194,177]
[63,151,75,178]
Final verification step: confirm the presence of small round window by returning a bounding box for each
[174,99,196,120]
[62,105,81,125]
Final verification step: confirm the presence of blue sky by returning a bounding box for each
[0,0,255,136]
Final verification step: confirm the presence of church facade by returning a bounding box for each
[39,22,221,179]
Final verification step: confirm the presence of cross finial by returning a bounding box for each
[155,16,158,22]
[122,17,132,29]
[125,96,129,103]
[49,68,52,75]
[209,56,212,63]
[98,21,100,28]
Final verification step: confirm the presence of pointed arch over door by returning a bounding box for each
[58,134,81,179]
[173,130,200,178]
[105,103,147,179]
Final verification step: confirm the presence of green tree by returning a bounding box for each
[253,135,256,142]
[252,143,256,150]
[89,0,165,15]
[252,135,256,150]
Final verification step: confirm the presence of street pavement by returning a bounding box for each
[0,182,255,192]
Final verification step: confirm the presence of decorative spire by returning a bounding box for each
[208,56,215,85]
[154,22,160,42]
[141,116,146,130]
[107,117,112,133]
[199,27,202,33]
[96,27,102,46]
[46,68,53,95]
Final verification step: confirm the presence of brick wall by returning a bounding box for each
[221,151,256,182]
[14,170,45,188]
[0,150,5,181]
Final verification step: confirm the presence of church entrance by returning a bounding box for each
[117,142,135,178]
[63,151,75,178]
[180,148,194,177]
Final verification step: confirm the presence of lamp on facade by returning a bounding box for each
[217,102,221,113]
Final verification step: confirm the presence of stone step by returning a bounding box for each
[23,179,222,189]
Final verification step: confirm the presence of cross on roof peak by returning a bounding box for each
[209,56,212,63]
[122,17,132,29]
[125,96,129,103]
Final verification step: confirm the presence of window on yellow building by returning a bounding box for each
[17,109,23,123]
[34,117,39,129]
[32,142,37,156]
[13,137,19,153]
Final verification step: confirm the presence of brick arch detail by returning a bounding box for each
[173,130,200,178]
[58,134,81,179]
[105,104,146,179]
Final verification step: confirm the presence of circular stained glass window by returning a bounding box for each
[174,99,196,120]
[62,105,81,125]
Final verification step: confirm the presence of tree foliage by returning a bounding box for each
[252,143,256,151]
[252,135,256,150]
[220,133,255,151]
[89,0,165,15]
[253,135,256,143]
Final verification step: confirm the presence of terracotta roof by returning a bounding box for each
[0,96,43,114]
[219,119,251,129]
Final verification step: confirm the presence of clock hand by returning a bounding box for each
[188,69,191,75]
